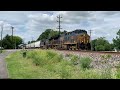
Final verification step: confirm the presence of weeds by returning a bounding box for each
[70,55,79,65]
[100,54,111,64]
[6,50,120,79]
[79,57,92,69]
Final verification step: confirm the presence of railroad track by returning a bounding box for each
[24,48,120,55]
[57,49,120,55]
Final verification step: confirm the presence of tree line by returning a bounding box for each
[2,28,119,50]
[0,34,23,49]
[92,29,120,51]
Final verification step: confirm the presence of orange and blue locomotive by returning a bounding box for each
[47,29,91,50]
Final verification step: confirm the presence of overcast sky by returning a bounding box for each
[0,11,119,43]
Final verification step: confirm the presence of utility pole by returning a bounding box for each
[57,15,62,36]
[14,28,16,49]
[57,15,62,48]
[0,24,3,53]
[11,26,14,49]
[89,30,93,51]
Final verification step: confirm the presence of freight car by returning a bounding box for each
[25,29,91,50]
[25,41,41,49]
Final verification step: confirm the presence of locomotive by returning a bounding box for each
[25,29,91,50]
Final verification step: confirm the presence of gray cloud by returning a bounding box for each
[0,11,120,43]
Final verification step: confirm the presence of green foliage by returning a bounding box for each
[6,50,120,79]
[100,68,112,79]
[37,29,66,41]
[91,39,97,51]
[54,61,72,79]
[79,57,92,69]
[37,29,53,41]
[27,50,62,66]
[95,45,105,51]
[1,34,23,49]
[70,55,79,65]
[110,43,114,50]
[113,29,120,50]
[116,68,120,78]
[92,37,113,51]
[48,30,59,39]
[38,29,51,40]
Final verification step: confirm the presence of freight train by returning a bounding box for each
[25,29,91,50]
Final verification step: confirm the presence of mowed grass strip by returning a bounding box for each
[5,50,68,79]
[5,49,120,79]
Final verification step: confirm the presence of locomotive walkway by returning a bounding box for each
[0,50,17,79]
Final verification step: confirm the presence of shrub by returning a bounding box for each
[95,45,105,51]
[79,57,92,69]
[27,51,38,59]
[55,60,72,79]
[26,50,64,66]
[51,54,63,63]
[46,50,57,59]
[70,55,79,65]
[32,55,47,66]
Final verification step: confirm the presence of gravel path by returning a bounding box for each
[0,50,16,79]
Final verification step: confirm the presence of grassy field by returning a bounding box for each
[5,49,120,79]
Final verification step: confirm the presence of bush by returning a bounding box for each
[26,50,64,66]
[46,50,57,59]
[79,57,92,69]
[95,45,105,51]
[54,60,73,79]
[70,55,79,65]
[33,55,47,66]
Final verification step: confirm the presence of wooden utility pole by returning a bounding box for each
[11,26,14,49]
[0,24,3,53]
[89,30,93,51]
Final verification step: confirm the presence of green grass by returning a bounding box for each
[79,57,92,69]
[0,50,6,54]
[5,49,120,79]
